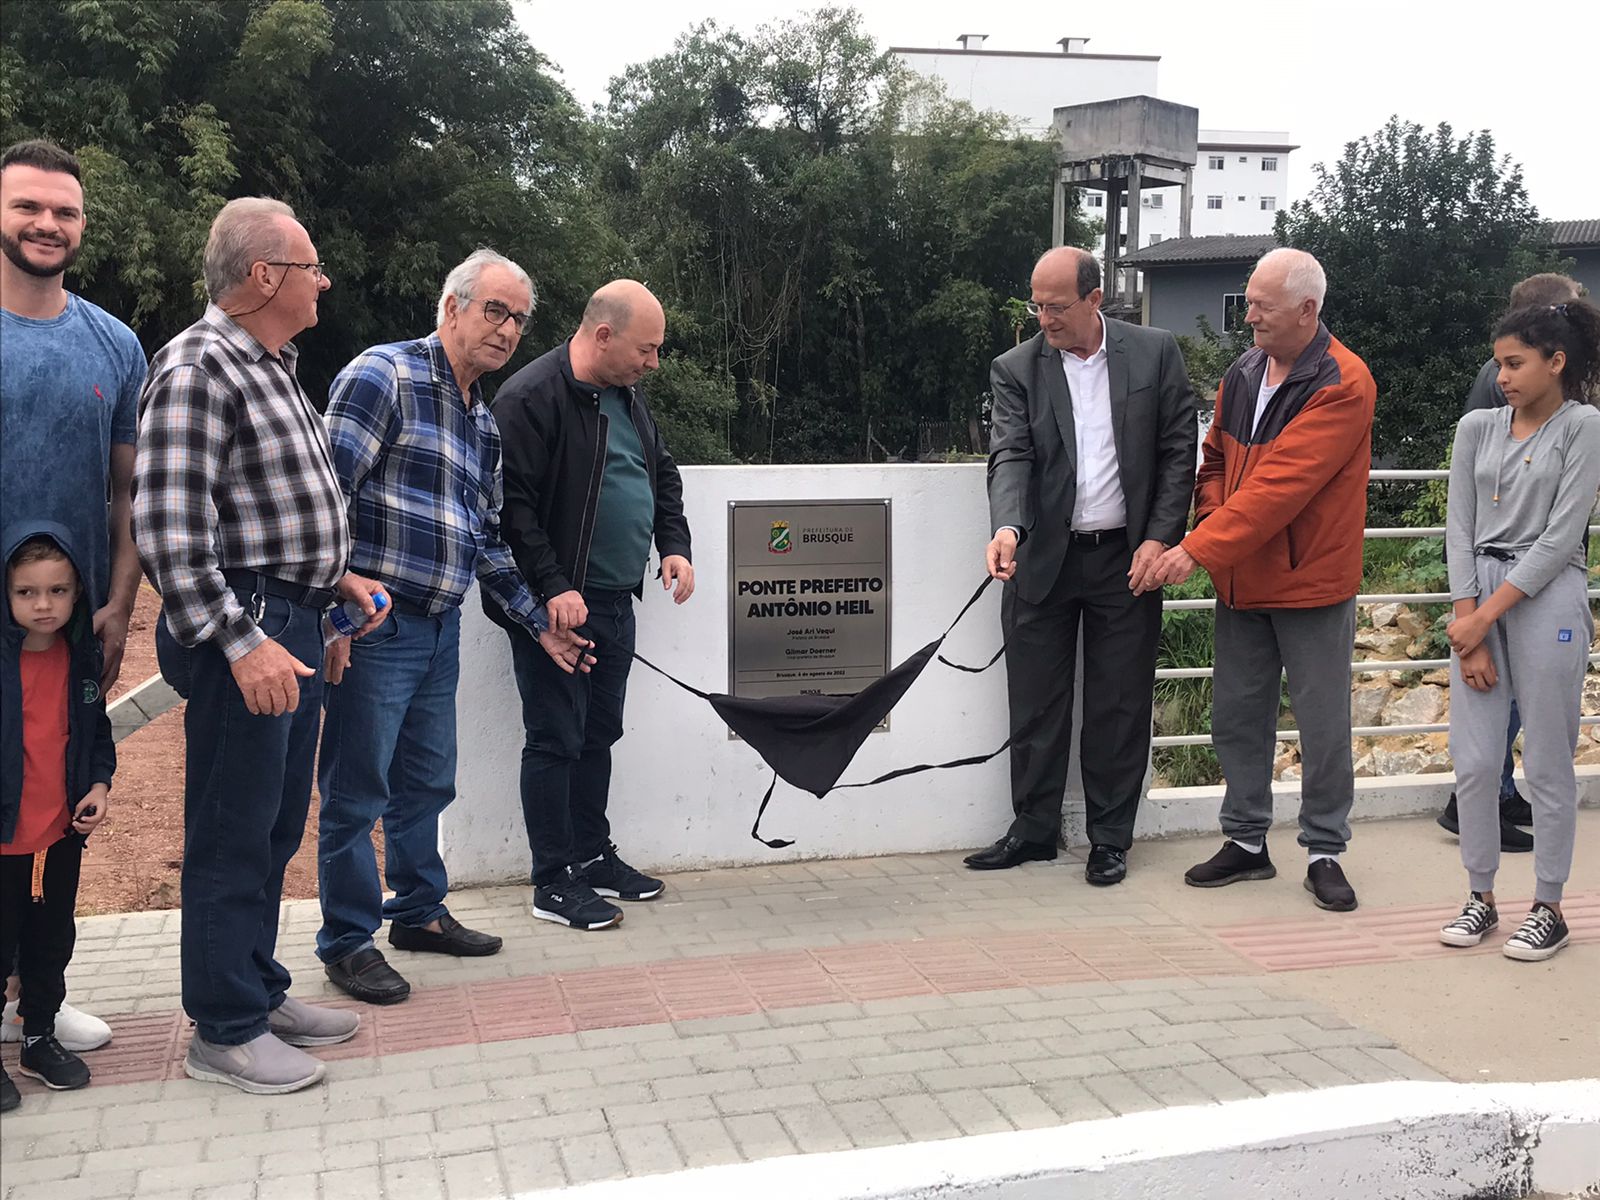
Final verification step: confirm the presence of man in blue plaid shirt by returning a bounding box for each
[317,250,594,1005]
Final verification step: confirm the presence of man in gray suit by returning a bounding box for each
[966,247,1197,884]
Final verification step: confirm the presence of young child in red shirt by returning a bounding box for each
[1,526,113,1109]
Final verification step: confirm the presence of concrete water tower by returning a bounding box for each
[1051,95,1199,306]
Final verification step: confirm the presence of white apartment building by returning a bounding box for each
[891,36,1295,249]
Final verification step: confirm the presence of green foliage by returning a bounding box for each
[1173,315,1254,409]
[2,0,607,401]
[642,354,739,465]
[596,8,1087,461]
[1153,570,1222,788]
[1277,116,1559,473]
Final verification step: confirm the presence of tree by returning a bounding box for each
[0,0,604,402]
[596,8,1090,462]
[1277,117,1556,472]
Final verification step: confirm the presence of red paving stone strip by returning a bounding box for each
[0,922,1254,1097]
[1211,890,1599,972]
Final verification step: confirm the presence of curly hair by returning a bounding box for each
[1493,297,1600,403]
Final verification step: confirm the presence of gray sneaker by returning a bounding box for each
[184,1031,326,1095]
[268,995,361,1047]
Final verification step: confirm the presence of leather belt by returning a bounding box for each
[222,569,335,612]
[1069,527,1126,547]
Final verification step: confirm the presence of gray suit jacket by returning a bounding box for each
[986,318,1198,605]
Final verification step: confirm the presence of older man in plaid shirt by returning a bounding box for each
[134,198,388,1094]
[316,249,594,1006]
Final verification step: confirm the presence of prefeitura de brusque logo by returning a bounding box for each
[768,520,792,554]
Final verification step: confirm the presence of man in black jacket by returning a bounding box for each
[490,280,694,930]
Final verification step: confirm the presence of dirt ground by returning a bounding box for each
[78,583,382,915]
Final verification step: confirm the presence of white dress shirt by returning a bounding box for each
[1061,315,1125,531]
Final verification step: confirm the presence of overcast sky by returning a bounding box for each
[515,0,1594,220]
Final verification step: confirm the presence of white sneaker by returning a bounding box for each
[1,999,112,1052]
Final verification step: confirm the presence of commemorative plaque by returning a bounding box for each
[727,500,892,717]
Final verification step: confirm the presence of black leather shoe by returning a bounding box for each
[963,835,1057,870]
[325,947,411,1005]
[1085,845,1127,886]
[0,1065,19,1112]
[389,913,503,957]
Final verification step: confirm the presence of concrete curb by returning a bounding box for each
[107,672,181,744]
[520,1079,1600,1200]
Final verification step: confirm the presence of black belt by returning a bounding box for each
[222,569,335,612]
[1475,546,1518,562]
[386,594,437,618]
[1069,527,1126,547]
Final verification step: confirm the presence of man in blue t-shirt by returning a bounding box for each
[0,139,146,1062]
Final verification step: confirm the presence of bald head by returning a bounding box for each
[1032,246,1100,301]
[1029,246,1104,355]
[572,279,666,387]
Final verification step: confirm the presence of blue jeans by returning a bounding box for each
[507,588,634,887]
[316,606,459,964]
[1500,700,1521,801]
[181,594,323,1045]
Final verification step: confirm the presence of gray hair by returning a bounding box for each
[204,197,295,301]
[437,248,536,325]
[1257,247,1327,312]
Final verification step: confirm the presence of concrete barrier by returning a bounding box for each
[518,1079,1600,1200]
[441,462,1600,884]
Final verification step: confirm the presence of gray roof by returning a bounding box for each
[1549,219,1600,248]
[1120,220,1600,270]
[1118,235,1276,267]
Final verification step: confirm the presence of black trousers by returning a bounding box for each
[0,834,83,1038]
[1002,535,1162,850]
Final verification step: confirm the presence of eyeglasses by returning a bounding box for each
[1025,297,1085,320]
[468,298,532,334]
[265,261,329,281]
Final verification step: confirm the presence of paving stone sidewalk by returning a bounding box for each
[3,817,1596,1200]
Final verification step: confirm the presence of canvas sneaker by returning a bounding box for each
[1502,903,1569,962]
[532,868,624,930]
[1439,893,1498,947]
[580,843,665,901]
[2,999,111,1051]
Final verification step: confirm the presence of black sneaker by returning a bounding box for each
[1,1064,19,1112]
[1437,794,1532,852]
[1304,858,1358,911]
[1184,841,1276,887]
[1503,903,1569,962]
[1439,893,1498,947]
[580,842,665,901]
[17,1034,91,1091]
[1500,789,1533,827]
[532,868,624,929]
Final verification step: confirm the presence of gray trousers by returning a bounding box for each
[1213,598,1357,855]
[1450,557,1590,904]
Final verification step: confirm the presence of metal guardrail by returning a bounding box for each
[1152,469,1600,749]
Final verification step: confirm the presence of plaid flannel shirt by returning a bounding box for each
[325,334,546,634]
[132,304,350,662]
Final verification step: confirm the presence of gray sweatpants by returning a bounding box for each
[1450,557,1591,904]
[1213,598,1357,855]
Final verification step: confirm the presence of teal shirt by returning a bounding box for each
[585,387,655,591]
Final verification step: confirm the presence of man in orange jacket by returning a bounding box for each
[1148,248,1376,911]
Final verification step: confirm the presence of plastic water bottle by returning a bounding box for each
[324,592,388,642]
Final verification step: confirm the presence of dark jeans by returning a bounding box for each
[181,594,323,1045]
[507,588,634,887]
[0,835,83,1037]
[1002,535,1163,851]
[316,606,459,964]
[1500,701,1522,800]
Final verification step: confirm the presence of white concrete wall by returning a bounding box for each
[893,50,1158,136]
[445,465,1015,885]
[519,1079,1600,1200]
